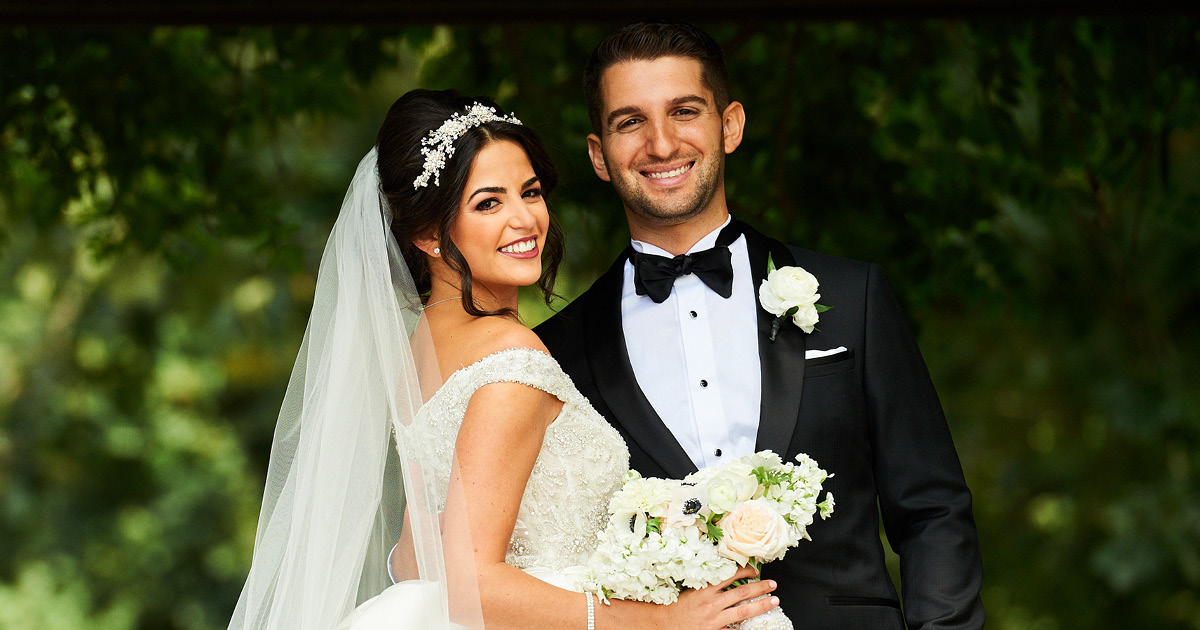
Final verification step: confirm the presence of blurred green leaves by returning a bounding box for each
[2,18,1199,629]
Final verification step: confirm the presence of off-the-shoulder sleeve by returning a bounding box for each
[457,348,578,405]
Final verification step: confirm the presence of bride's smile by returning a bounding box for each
[499,235,539,257]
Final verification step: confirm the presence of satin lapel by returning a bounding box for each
[584,255,699,478]
[740,221,807,455]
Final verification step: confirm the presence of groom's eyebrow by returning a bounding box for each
[605,106,641,129]
[671,95,707,108]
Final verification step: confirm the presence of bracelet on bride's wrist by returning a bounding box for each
[585,591,595,630]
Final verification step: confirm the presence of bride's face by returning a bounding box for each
[448,139,549,295]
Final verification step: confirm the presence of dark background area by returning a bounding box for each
[2,0,1196,24]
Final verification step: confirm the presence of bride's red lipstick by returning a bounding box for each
[498,236,540,259]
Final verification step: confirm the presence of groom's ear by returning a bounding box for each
[721,101,746,155]
[586,134,612,182]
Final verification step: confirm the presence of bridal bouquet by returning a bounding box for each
[581,450,833,628]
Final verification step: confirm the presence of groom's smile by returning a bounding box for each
[642,160,695,184]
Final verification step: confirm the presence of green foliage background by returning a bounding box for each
[2,18,1198,629]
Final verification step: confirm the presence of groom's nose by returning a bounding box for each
[643,117,682,159]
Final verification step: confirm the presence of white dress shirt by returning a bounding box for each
[621,217,762,470]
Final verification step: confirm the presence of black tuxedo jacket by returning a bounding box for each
[535,220,984,629]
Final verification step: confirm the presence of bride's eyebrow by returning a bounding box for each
[467,177,540,201]
[467,185,505,201]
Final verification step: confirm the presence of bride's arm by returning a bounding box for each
[388,503,445,583]
[446,379,780,630]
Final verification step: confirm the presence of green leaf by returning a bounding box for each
[753,466,787,487]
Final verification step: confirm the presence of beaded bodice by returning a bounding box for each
[398,348,629,571]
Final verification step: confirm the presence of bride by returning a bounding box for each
[227,89,779,630]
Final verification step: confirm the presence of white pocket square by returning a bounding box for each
[805,346,848,360]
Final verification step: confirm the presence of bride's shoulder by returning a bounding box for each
[458,318,549,363]
[444,320,566,428]
[437,318,575,404]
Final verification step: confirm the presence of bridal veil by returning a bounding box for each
[227,149,481,629]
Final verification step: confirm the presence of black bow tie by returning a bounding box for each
[629,222,742,304]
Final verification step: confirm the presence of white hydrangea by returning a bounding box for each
[607,475,675,521]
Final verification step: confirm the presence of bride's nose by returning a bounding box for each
[506,197,539,230]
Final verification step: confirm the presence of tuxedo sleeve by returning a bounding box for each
[863,264,985,630]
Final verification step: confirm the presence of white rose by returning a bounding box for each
[758,266,820,317]
[705,477,742,515]
[719,463,760,501]
[791,303,820,334]
[704,468,758,514]
[717,498,791,564]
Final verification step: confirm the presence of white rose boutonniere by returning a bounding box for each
[758,253,831,340]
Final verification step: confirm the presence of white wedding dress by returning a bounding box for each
[340,347,630,629]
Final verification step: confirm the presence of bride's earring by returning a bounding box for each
[433,247,440,255]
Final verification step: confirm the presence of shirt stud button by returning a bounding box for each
[715,449,723,457]
[689,310,698,318]
[700,379,708,388]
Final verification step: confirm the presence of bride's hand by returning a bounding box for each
[658,565,779,630]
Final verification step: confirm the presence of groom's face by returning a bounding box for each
[587,56,744,228]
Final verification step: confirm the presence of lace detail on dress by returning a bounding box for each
[396,348,629,572]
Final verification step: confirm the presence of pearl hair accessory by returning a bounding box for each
[413,102,523,189]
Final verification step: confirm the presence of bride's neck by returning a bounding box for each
[425,277,518,316]
[423,280,522,383]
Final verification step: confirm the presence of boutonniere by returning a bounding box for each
[758,253,831,341]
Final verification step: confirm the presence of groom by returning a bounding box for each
[536,20,984,629]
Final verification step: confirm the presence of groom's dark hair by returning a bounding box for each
[584,20,731,135]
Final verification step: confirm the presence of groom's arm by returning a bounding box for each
[863,264,985,630]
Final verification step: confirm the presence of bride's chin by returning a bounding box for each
[502,270,544,289]
[472,276,536,299]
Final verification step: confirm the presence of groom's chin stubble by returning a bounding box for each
[621,174,721,228]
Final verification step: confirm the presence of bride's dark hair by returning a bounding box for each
[376,89,564,317]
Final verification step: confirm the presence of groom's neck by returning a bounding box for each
[627,209,730,257]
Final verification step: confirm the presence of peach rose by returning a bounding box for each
[717,498,790,564]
